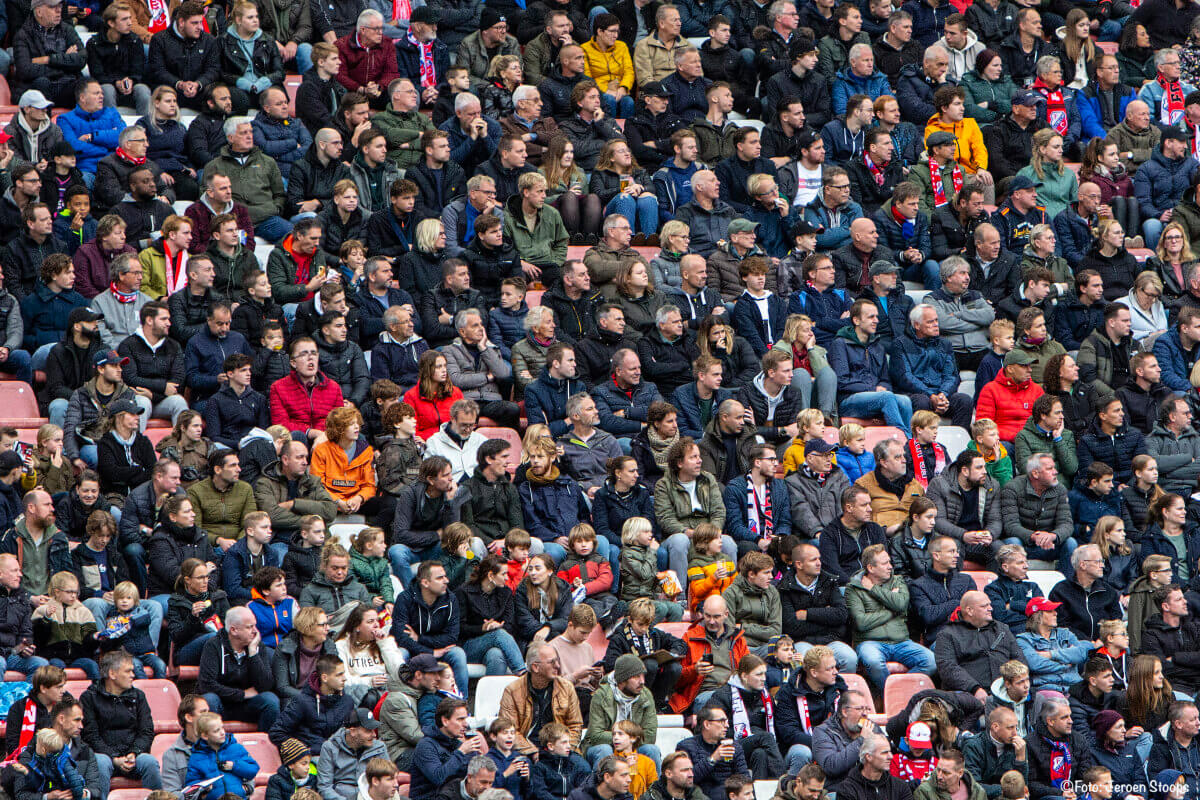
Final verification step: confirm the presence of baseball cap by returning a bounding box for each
[728,218,759,235]
[1025,597,1062,616]
[346,708,381,730]
[906,721,933,747]
[93,349,130,369]
[804,439,836,455]
[1162,126,1191,143]
[69,308,102,328]
[18,90,53,109]
[791,220,822,237]
[1012,90,1040,107]
[107,398,144,417]
[407,653,448,673]
[1003,350,1037,367]
[0,451,23,475]
[869,260,902,277]
[1007,175,1042,193]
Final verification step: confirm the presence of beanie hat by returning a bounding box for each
[613,654,646,684]
[1091,709,1123,743]
[279,738,310,766]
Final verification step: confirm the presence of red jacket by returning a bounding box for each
[977,370,1044,441]
[557,555,614,597]
[669,621,749,713]
[335,33,401,94]
[270,370,345,435]
[402,384,463,440]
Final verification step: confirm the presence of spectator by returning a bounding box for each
[315,708,389,800]
[936,589,1024,701]
[15,0,86,109]
[828,299,913,434]
[80,650,162,795]
[810,690,874,793]
[205,118,290,244]
[1135,128,1199,250]
[270,653,355,756]
[196,605,281,731]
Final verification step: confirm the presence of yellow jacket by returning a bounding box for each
[924,114,988,173]
[686,549,736,613]
[615,750,658,799]
[582,38,635,93]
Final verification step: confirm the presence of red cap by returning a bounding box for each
[1025,597,1062,616]
[0,132,13,145]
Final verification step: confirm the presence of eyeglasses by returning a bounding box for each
[828,183,851,190]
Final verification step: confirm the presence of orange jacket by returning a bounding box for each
[924,114,988,173]
[310,437,377,502]
[685,551,736,614]
[669,621,749,713]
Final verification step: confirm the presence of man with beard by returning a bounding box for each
[112,168,173,251]
[185,85,234,169]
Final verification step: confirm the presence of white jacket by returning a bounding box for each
[423,425,488,481]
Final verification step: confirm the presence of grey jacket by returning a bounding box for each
[379,679,425,762]
[0,290,21,351]
[63,378,139,461]
[317,726,390,800]
[348,158,403,215]
[92,288,153,349]
[443,337,512,403]
[926,469,1004,540]
[1146,423,1200,494]
[160,732,195,793]
[442,198,503,258]
[557,427,623,492]
[784,467,850,538]
[456,31,520,82]
[926,287,995,352]
[812,717,866,792]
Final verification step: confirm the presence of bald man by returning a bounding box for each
[832,218,895,292]
[1054,180,1109,266]
[195,605,280,730]
[1108,100,1159,176]
[670,595,749,713]
[934,589,1024,701]
[0,552,48,676]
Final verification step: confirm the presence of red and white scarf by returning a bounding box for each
[747,476,774,540]
[1159,72,1186,126]
[795,692,837,734]
[116,146,146,166]
[909,439,947,488]
[1,699,37,766]
[391,0,412,25]
[928,158,962,208]
[730,677,775,739]
[110,282,138,304]
[145,0,170,33]
[863,152,885,187]
[407,29,436,88]
[1034,79,1069,135]
[163,243,188,296]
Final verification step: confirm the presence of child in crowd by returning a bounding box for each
[781,409,830,475]
[32,571,100,681]
[836,423,874,483]
[488,276,529,360]
[284,516,326,599]
[726,775,755,800]
[905,410,950,489]
[43,142,86,216]
[232,269,285,346]
[103,580,167,677]
[248,566,295,649]
[350,527,395,609]
[15,729,87,800]
[530,722,590,800]
[487,718,530,800]
[441,522,479,591]
[505,529,533,591]
[970,418,1014,486]
[890,721,937,786]
[764,634,801,690]
[1069,464,1130,543]
[1095,619,1129,691]
[185,711,260,800]
[547,604,603,713]
[265,739,317,800]
[338,240,367,284]
[1000,771,1028,800]
[72,508,128,602]
[557,523,621,627]
[976,319,1015,404]
[612,720,657,799]
[253,321,292,393]
[52,186,96,256]
[28,424,73,496]
[619,516,683,622]
[432,66,472,125]
[685,522,736,614]
[417,663,461,729]
[377,402,423,497]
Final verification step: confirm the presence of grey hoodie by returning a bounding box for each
[161,732,196,793]
[317,727,390,800]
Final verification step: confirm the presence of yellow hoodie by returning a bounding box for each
[924,113,988,174]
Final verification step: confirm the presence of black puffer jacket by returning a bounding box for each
[776,570,847,644]
[313,331,371,407]
[145,519,218,596]
[147,29,221,96]
[456,582,516,639]
[286,147,351,218]
[1076,421,1147,487]
[117,332,185,404]
[0,584,34,653]
[79,683,154,758]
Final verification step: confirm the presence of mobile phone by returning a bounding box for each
[700,653,712,664]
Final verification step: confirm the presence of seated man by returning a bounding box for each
[819,484,887,586]
[117,300,188,426]
[910,536,974,644]
[269,653,354,755]
[1048,544,1123,642]
[55,80,123,181]
[195,606,280,731]
[317,710,390,800]
[147,1,221,112]
[999,453,1072,570]
[856,438,925,534]
[390,560,469,693]
[187,449,257,549]
[63,349,149,469]
[889,303,973,428]
[1135,128,1200,250]
[253,439,336,547]
[204,117,291,244]
[785,441,851,540]
[6,204,69,301]
[15,0,85,108]
[370,305,427,389]
[669,596,748,715]
[926,255,995,371]
[183,303,253,405]
[252,86,314,183]
[810,690,876,793]
[0,553,49,676]
[678,709,751,800]
[95,126,173,213]
[935,589,1023,701]
[395,8,450,109]
[828,299,913,433]
[335,10,401,109]
[439,92,503,178]
[498,640,583,755]
[962,707,1030,798]
[80,650,162,795]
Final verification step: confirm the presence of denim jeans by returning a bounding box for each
[1144,217,1164,250]
[785,744,812,774]
[95,752,162,797]
[838,392,914,434]
[0,348,32,384]
[2,652,49,676]
[48,397,68,429]
[605,193,659,235]
[101,82,153,118]
[600,93,636,119]
[388,543,442,584]
[178,631,217,665]
[254,215,293,243]
[856,639,937,691]
[586,743,662,769]
[31,342,54,374]
[793,366,837,416]
[203,690,280,731]
[902,258,942,290]
[462,629,526,675]
[794,640,859,673]
[84,597,165,650]
[398,646,468,699]
[49,657,100,680]
[294,42,314,75]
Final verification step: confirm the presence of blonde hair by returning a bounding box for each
[35,729,64,754]
[1092,515,1132,557]
[628,597,655,624]
[797,409,824,434]
[352,527,386,553]
[1156,223,1196,262]
[1098,619,1127,640]
[661,220,689,246]
[113,581,139,603]
[692,521,721,551]
[781,314,813,345]
[520,424,551,463]
[839,423,865,444]
[487,54,521,80]
[195,711,223,736]
[36,423,61,448]
[1030,128,1064,179]
[294,605,328,637]
[621,516,653,546]
[48,571,78,594]
[440,522,472,553]
[990,319,1015,339]
[911,410,941,431]
[971,418,999,438]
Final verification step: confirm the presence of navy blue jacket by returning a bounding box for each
[391,580,461,654]
[895,62,954,124]
[787,283,851,346]
[857,286,915,345]
[220,535,284,603]
[591,377,664,437]
[519,475,590,543]
[745,202,799,259]
[903,0,955,46]
[1153,326,1200,393]
[671,383,736,440]
[183,327,253,401]
[722,475,793,543]
[871,201,932,261]
[591,480,656,546]
[828,326,891,398]
[732,291,788,357]
[268,681,355,755]
[20,284,88,351]
[370,336,429,389]
[1134,150,1200,219]
[1139,522,1200,585]
[524,371,588,437]
[1053,206,1096,268]
[1052,293,1106,352]
[411,726,474,800]
[1077,421,1148,487]
[202,384,270,449]
[910,568,975,643]
[888,328,960,397]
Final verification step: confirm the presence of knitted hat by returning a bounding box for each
[480,7,506,30]
[279,738,309,766]
[1091,709,1123,743]
[613,654,646,684]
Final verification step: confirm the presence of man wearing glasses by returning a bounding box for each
[373,78,436,171]
[268,335,347,445]
[678,706,752,800]
[670,596,750,715]
[335,9,403,109]
[803,165,861,252]
[723,444,793,562]
[94,127,174,212]
[810,689,880,792]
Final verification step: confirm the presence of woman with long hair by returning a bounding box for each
[591,456,656,550]
[1012,307,1065,385]
[1080,218,1140,301]
[1140,493,1200,584]
[705,653,786,776]
[514,552,574,649]
[1122,455,1164,538]
[1146,225,1196,302]
[1056,9,1097,89]
[511,306,559,393]
[1119,654,1173,732]
[311,406,380,518]
[457,554,526,676]
[1017,130,1078,219]
[30,424,73,496]
[1040,353,1095,437]
[1125,271,1169,343]
[650,220,690,290]
[603,260,663,340]
[166,558,229,665]
[398,218,447,296]
[482,55,522,119]
[630,401,680,491]
[772,314,836,418]
[1091,515,1136,593]
[145,495,217,602]
[401,350,463,440]
[138,86,199,201]
[540,136,602,240]
[590,139,659,239]
[959,49,1018,124]
[1080,137,1138,237]
[1117,23,1156,87]
[155,410,210,488]
[697,315,758,388]
[334,603,404,702]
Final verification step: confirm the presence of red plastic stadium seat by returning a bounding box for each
[884,673,935,717]
[861,427,906,451]
[150,732,177,763]
[0,76,12,106]
[655,622,690,640]
[238,733,282,784]
[0,382,40,418]
[146,427,173,447]
[886,661,909,674]
[587,623,608,661]
[840,673,876,712]
[225,721,257,733]
[966,571,997,591]
[526,290,544,308]
[141,679,184,734]
[63,680,90,700]
[109,790,151,800]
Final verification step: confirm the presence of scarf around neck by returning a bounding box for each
[1159,71,1186,125]
[1034,78,1069,135]
[908,439,946,488]
[527,465,561,485]
[407,30,436,88]
[928,157,963,207]
[864,152,885,186]
[116,146,146,165]
[110,282,138,304]
[729,675,775,739]
[645,426,678,469]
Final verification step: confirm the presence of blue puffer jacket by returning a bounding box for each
[1140,522,1200,585]
[486,302,528,360]
[185,734,259,800]
[827,325,890,398]
[369,333,428,389]
[903,0,955,46]
[19,284,88,351]
[745,202,799,259]
[787,282,851,346]
[1153,327,1200,393]
[137,117,189,173]
[832,68,891,115]
[671,383,736,441]
[1077,84,1136,140]
[895,62,953,125]
[1068,485,1129,542]
[1052,292,1106,352]
[872,200,932,260]
[888,327,960,396]
[836,447,875,483]
[1076,421,1147,487]
[1015,626,1092,691]
[1134,150,1200,219]
[220,536,284,603]
[56,106,125,174]
[591,377,663,437]
[677,0,733,36]
[803,194,862,251]
[410,726,474,800]
[524,371,587,437]
[1052,206,1093,266]
[519,474,590,543]
[251,115,313,181]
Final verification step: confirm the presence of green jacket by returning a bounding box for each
[187,477,258,544]
[619,543,660,602]
[371,105,435,171]
[457,31,520,86]
[1010,334,1066,386]
[350,549,395,604]
[905,157,963,216]
[1016,163,1078,219]
[379,679,425,761]
[1019,247,1072,293]
[845,570,910,645]
[653,469,726,537]
[914,770,987,800]
[1011,415,1079,487]
[583,674,658,751]
[958,70,1017,124]
[967,441,1014,487]
[204,145,285,224]
[502,195,568,267]
[721,572,782,649]
[252,462,337,533]
[265,236,333,305]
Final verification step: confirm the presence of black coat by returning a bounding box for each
[777,570,847,644]
[117,331,185,405]
[295,68,346,135]
[96,430,156,497]
[286,149,351,218]
[218,30,284,91]
[983,115,1047,181]
[406,160,467,224]
[147,29,221,102]
[79,684,154,758]
[86,30,145,84]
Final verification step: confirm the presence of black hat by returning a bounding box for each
[0,451,23,475]
[1008,174,1042,192]
[642,80,670,98]
[805,439,836,455]
[345,708,381,730]
[106,398,144,417]
[479,7,506,30]
[68,307,102,328]
[797,129,821,151]
[790,219,822,237]
[410,6,439,25]
[1162,126,1191,143]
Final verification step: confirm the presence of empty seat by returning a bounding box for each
[109,790,151,800]
[654,621,690,640]
[883,673,935,717]
[839,672,876,711]
[150,731,178,764]
[861,427,906,451]
[754,780,779,800]
[1029,570,1066,598]
[656,727,692,755]
[472,675,519,722]
[142,679,184,734]
[238,733,282,784]
[936,426,972,460]
[965,571,997,591]
[0,382,40,418]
